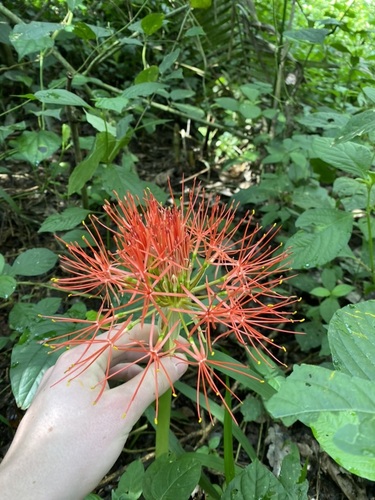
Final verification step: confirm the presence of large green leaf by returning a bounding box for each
[35,89,89,107]
[287,208,353,269]
[336,109,375,143]
[113,460,144,500]
[12,248,58,276]
[284,28,329,44]
[328,301,375,381]
[10,337,60,409]
[312,137,371,178]
[222,454,308,500]
[141,13,165,36]
[266,364,375,480]
[38,207,91,233]
[68,132,115,195]
[11,130,61,165]
[10,21,60,58]
[142,454,201,500]
[0,275,17,299]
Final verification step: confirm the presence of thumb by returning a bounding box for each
[110,354,188,423]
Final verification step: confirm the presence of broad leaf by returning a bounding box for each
[328,301,375,380]
[312,137,371,178]
[287,208,353,269]
[141,13,164,36]
[142,454,201,500]
[0,275,17,299]
[38,207,91,233]
[12,248,58,276]
[11,338,60,409]
[11,130,61,165]
[35,89,89,107]
[336,109,375,143]
[68,132,114,195]
[266,364,375,480]
[284,28,329,44]
[122,83,167,99]
[113,460,144,500]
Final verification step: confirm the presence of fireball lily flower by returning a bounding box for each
[51,185,298,422]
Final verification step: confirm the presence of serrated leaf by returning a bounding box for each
[142,454,201,500]
[287,208,353,269]
[12,248,58,276]
[35,89,89,107]
[328,301,375,380]
[336,109,375,143]
[39,207,90,233]
[266,364,375,480]
[312,137,371,178]
[222,460,289,500]
[0,275,17,298]
[113,460,144,500]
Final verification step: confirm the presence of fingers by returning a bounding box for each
[107,354,188,422]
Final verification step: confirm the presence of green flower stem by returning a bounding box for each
[155,311,180,457]
[155,388,172,458]
[223,380,235,484]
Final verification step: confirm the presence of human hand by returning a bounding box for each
[0,324,187,500]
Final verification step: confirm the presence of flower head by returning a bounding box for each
[50,185,299,421]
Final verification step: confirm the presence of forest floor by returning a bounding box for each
[0,132,374,500]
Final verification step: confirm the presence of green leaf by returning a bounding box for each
[12,248,58,276]
[159,49,180,74]
[266,365,375,480]
[284,28,329,44]
[100,163,168,203]
[135,66,159,84]
[312,137,371,178]
[332,177,371,211]
[95,96,129,112]
[287,208,353,269]
[331,284,354,297]
[10,21,60,57]
[363,87,375,104]
[68,132,113,195]
[11,338,61,409]
[214,97,239,112]
[85,111,116,135]
[113,460,144,500]
[142,454,201,500]
[34,89,89,107]
[222,457,308,500]
[0,254,4,274]
[310,287,331,298]
[122,83,167,99]
[141,13,164,36]
[71,22,97,40]
[38,207,90,233]
[328,301,375,380]
[11,130,61,165]
[170,89,195,101]
[239,102,261,120]
[336,109,375,143]
[190,0,212,8]
[173,103,205,120]
[176,382,257,461]
[0,275,17,299]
